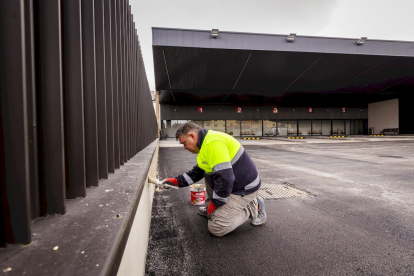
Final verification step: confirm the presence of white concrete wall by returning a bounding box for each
[368,99,399,134]
[118,143,159,276]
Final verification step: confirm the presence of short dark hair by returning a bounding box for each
[175,122,200,140]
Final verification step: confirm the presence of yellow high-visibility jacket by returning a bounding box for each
[176,128,261,207]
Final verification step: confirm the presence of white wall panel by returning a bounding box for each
[368,99,399,134]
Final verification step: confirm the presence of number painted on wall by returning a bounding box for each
[273,107,278,113]
[237,107,242,113]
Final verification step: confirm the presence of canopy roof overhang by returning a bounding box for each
[153,28,414,107]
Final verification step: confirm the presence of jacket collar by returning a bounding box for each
[196,128,208,150]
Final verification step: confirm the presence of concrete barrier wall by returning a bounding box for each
[368,99,399,134]
[118,142,159,276]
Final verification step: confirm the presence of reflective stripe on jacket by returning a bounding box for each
[176,128,261,207]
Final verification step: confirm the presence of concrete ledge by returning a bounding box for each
[0,139,159,276]
[118,143,159,275]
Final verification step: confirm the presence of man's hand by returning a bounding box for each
[163,178,178,187]
[207,201,217,219]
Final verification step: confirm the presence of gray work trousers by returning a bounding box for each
[205,183,258,237]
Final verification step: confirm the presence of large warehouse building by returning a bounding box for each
[152,28,414,137]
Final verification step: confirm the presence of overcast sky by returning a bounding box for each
[130,0,414,91]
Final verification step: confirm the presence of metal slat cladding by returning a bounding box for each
[81,0,99,187]
[95,0,108,179]
[0,0,32,245]
[37,0,66,214]
[62,0,87,198]
[111,0,120,169]
[104,0,115,174]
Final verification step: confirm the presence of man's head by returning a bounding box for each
[175,122,200,154]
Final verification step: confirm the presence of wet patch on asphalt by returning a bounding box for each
[145,190,204,276]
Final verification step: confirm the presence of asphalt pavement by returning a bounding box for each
[145,139,414,276]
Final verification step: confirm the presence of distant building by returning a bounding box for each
[153,28,413,137]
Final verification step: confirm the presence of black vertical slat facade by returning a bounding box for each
[123,0,128,162]
[132,23,137,155]
[24,0,41,220]
[130,9,135,158]
[36,0,66,215]
[104,0,115,174]
[118,0,125,166]
[126,7,131,159]
[95,0,108,180]
[111,0,120,169]
[0,0,157,246]
[122,0,128,163]
[62,0,86,198]
[0,0,32,244]
[82,0,100,187]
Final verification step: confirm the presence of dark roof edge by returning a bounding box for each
[152,27,414,57]
[152,27,414,44]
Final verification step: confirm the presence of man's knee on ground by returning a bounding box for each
[208,220,228,237]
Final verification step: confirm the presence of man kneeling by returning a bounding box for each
[164,122,266,237]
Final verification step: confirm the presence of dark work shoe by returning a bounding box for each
[251,195,266,226]
[198,207,207,217]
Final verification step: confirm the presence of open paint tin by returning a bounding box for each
[190,184,206,205]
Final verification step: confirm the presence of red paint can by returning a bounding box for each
[190,184,206,205]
